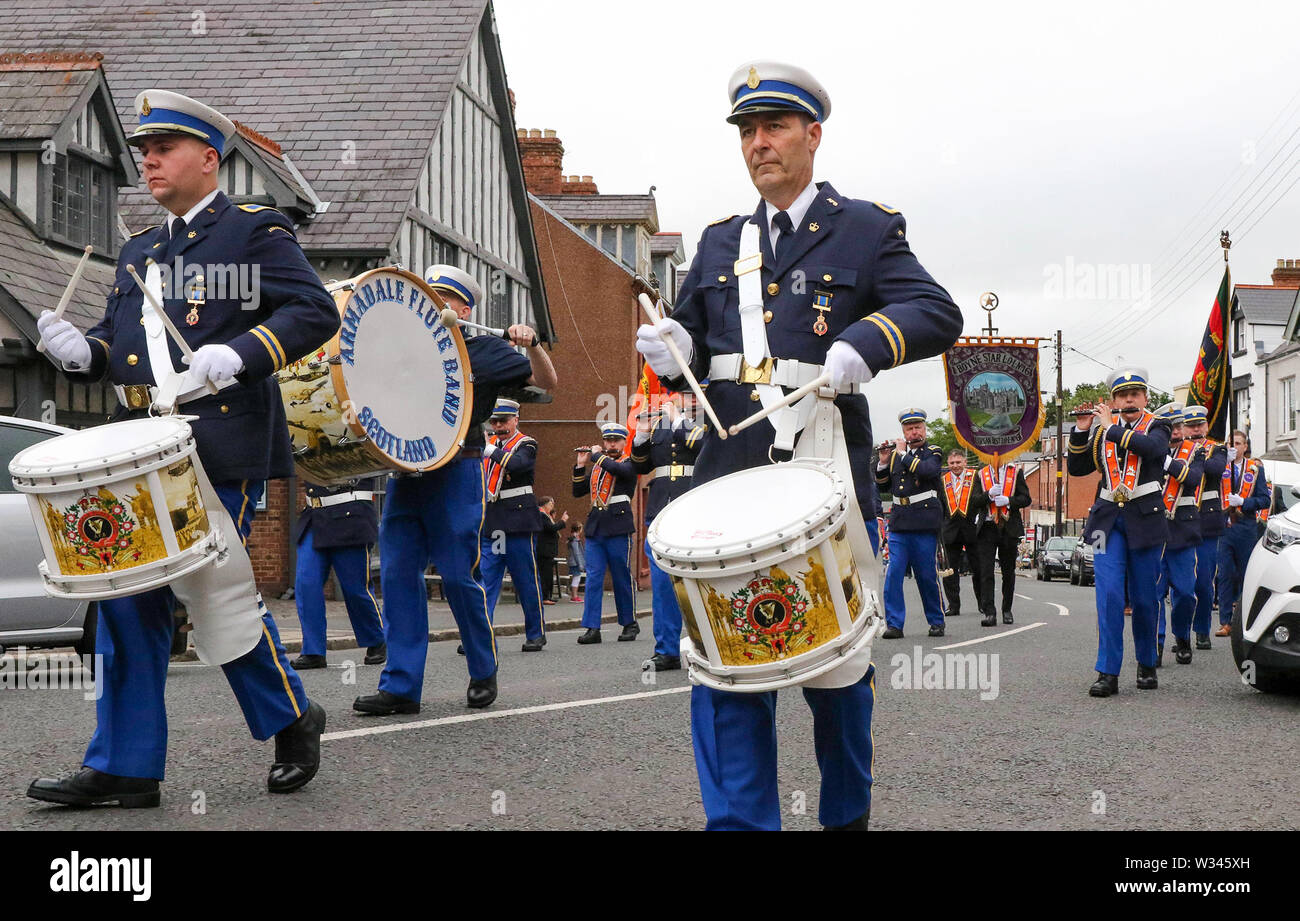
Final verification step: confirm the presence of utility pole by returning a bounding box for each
[1055,329,1064,533]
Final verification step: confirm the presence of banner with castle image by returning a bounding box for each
[942,337,1045,465]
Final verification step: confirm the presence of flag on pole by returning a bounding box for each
[1188,266,1233,442]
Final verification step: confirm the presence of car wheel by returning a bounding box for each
[73,603,98,680]
[1070,566,1079,585]
[1230,606,1296,694]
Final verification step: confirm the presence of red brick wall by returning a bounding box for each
[248,478,294,595]
[1029,436,1101,526]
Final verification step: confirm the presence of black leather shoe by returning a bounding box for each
[1136,665,1158,690]
[268,700,325,794]
[618,622,640,641]
[823,806,869,830]
[522,636,547,652]
[1195,633,1212,650]
[456,643,465,655]
[1002,611,1014,624]
[1089,672,1119,697]
[289,654,327,670]
[881,626,904,639]
[577,628,602,645]
[948,609,961,617]
[364,642,387,665]
[467,673,498,709]
[352,690,420,715]
[928,625,945,637]
[981,614,997,627]
[643,653,682,671]
[1175,637,1193,665]
[27,767,160,809]
[1156,643,1164,668]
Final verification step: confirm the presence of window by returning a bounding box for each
[619,224,638,268]
[601,226,617,257]
[488,273,512,333]
[1234,317,1246,353]
[1282,378,1296,434]
[0,423,58,493]
[50,152,113,251]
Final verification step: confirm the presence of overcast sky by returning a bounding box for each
[497,0,1300,436]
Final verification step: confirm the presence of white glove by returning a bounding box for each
[824,341,874,390]
[1227,493,1245,508]
[184,344,244,384]
[1227,447,1238,462]
[1162,455,1172,471]
[483,439,499,458]
[986,483,1002,498]
[37,310,91,369]
[635,319,692,378]
[993,495,1011,508]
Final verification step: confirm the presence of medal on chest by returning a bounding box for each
[184,272,206,326]
[812,289,832,336]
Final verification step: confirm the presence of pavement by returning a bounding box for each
[5,573,1300,830]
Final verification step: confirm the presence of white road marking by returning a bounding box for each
[322,686,691,742]
[1015,593,1032,600]
[1047,602,1069,616]
[933,622,1046,650]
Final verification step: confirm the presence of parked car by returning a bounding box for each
[1036,536,1074,581]
[1235,486,1300,693]
[1069,538,1095,586]
[0,415,95,658]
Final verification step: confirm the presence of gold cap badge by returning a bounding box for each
[140,96,151,116]
[747,67,760,89]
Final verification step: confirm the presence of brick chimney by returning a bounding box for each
[561,174,599,195]
[518,128,564,195]
[1272,258,1300,287]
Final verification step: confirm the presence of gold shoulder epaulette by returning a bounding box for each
[872,202,900,215]
[129,224,158,237]
[238,203,279,214]
[708,214,738,226]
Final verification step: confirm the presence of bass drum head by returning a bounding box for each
[333,268,473,473]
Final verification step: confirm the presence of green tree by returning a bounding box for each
[927,416,961,458]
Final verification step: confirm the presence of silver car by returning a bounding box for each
[0,415,94,657]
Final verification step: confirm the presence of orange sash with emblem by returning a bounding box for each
[589,451,628,507]
[944,470,974,516]
[1101,410,1153,501]
[484,430,529,499]
[1222,457,1260,510]
[1161,438,1197,514]
[980,464,1018,524]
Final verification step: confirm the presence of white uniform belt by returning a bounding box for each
[708,354,864,395]
[309,491,374,508]
[895,489,937,506]
[653,464,694,479]
[114,382,214,410]
[1098,481,1161,502]
[1200,490,1219,500]
[1175,496,1199,507]
[596,494,631,510]
[490,485,534,501]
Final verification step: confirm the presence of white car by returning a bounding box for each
[1236,471,1300,693]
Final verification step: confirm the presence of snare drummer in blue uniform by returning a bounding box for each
[353,265,555,715]
[481,398,547,652]
[635,62,962,830]
[573,423,641,643]
[28,91,339,807]
[876,408,947,638]
[289,478,386,670]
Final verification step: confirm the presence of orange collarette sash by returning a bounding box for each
[980,464,1018,524]
[944,470,974,516]
[1161,438,1197,513]
[484,430,528,498]
[1101,410,1153,502]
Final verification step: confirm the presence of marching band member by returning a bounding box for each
[289,479,386,670]
[29,91,339,806]
[974,454,1032,626]
[1152,405,1203,667]
[354,265,555,715]
[876,409,947,638]
[940,449,985,618]
[573,423,640,643]
[1214,430,1269,638]
[635,61,962,830]
[481,398,547,652]
[1068,368,1171,697]
[1182,406,1227,650]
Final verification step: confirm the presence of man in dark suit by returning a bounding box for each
[1068,368,1171,696]
[974,456,1033,626]
[535,497,567,606]
[29,90,339,807]
[289,479,386,670]
[940,449,985,618]
[573,422,640,644]
[634,61,962,831]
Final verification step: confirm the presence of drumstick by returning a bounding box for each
[728,372,832,436]
[636,293,726,440]
[439,307,507,338]
[37,244,94,354]
[125,265,219,396]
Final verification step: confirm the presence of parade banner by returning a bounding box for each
[1188,266,1234,442]
[942,337,1045,464]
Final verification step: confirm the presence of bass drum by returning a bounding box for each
[277,267,473,483]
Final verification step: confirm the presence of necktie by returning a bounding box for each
[772,210,794,262]
[161,216,186,262]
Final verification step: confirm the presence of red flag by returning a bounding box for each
[1188,266,1233,442]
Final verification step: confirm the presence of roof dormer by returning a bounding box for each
[220,121,325,225]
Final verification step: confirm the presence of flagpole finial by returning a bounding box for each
[1221,230,1232,263]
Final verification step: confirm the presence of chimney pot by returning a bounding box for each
[529,128,542,139]
[516,128,527,138]
[582,175,593,183]
[1279,259,1286,268]
[544,129,556,138]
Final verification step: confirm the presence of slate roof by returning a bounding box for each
[0,53,103,140]
[0,193,116,336]
[0,0,490,251]
[649,231,683,259]
[1234,284,1297,327]
[537,194,659,232]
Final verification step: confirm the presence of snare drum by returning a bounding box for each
[9,416,225,600]
[647,459,882,692]
[277,267,473,483]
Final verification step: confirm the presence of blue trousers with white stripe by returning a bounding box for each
[1156,544,1196,646]
[883,530,945,630]
[84,481,307,780]
[378,458,497,701]
[1193,540,1217,636]
[580,533,635,630]
[480,531,546,642]
[294,531,385,656]
[645,537,682,657]
[1093,515,1162,675]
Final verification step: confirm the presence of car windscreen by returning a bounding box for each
[1046,538,1074,551]
[0,425,57,493]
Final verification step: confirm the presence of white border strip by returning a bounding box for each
[933,621,1045,650]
